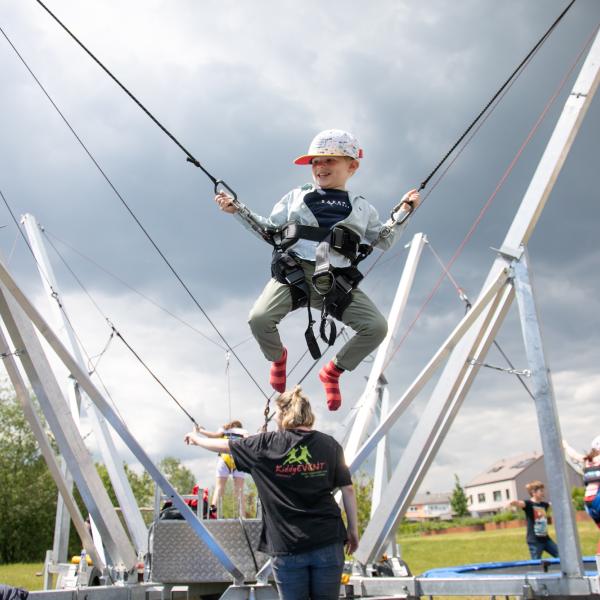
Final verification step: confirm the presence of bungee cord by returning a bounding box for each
[43,229,234,353]
[42,224,212,427]
[416,0,576,193]
[33,0,222,189]
[0,20,270,403]
[381,25,597,374]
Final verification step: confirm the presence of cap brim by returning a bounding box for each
[293,154,314,165]
[293,153,349,165]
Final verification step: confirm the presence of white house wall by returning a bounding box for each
[466,458,583,515]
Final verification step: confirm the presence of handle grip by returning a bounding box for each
[214,179,238,203]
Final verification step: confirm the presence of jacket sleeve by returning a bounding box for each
[364,202,408,251]
[233,189,294,241]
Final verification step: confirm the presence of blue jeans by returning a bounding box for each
[585,494,600,525]
[271,542,345,600]
[527,537,559,559]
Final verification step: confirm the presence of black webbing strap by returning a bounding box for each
[304,321,322,360]
[319,316,337,346]
[282,263,322,360]
[285,223,331,243]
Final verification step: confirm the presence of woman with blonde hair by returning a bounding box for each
[185,386,358,600]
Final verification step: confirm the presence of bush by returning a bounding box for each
[493,510,518,523]
[572,486,585,511]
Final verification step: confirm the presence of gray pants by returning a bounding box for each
[248,260,387,371]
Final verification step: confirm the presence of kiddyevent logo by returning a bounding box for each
[275,445,328,477]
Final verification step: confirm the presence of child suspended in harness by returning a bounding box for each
[215,129,420,410]
[195,421,249,518]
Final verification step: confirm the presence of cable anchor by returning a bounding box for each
[468,358,531,377]
[0,349,25,359]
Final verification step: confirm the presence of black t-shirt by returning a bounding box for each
[523,499,550,541]
[303,188,352,229]
[230,429,352,555]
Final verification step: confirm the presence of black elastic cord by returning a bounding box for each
[109,322,200,427]
[0,21,269,402]
[34,0,219,185]
[418,0,576,191]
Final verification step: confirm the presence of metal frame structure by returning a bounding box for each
[0,22,595,600]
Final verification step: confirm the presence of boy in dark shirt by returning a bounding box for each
[510,480,559,559]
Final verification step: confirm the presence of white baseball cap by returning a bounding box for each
[294,129,363,165]
[592,435,600,451]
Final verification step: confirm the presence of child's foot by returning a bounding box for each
[319,361,344,411]
[208,505,217,520]
[270,347,287,393]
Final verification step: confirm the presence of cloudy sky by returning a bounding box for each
[0,0,598,507]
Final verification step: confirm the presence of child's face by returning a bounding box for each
[531,487,545,501]
[310,156,359,189]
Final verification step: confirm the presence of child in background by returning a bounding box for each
[510,480,559,559]
[195,421,249,518]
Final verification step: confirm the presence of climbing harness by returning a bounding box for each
[271,222,370,359]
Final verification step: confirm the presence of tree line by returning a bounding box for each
[0,390,197,563]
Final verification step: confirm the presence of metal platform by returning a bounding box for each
[151,519,269,584]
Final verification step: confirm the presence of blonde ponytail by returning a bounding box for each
[276,386,315,430]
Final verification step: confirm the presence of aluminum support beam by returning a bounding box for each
[0,279,135,568]
[355,279,512,564]
[348,268,510,473]
[352,573,597,597]
[513,253,583,575]
[355,28,600,565]
[22,213,148,555]
[344,233,427,462]
[0,325,104,570]
[0,260,245,583]
[371,385,390,515]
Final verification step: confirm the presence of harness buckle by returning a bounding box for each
[312,270,336,296]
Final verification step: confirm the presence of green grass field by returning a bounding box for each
[0,562,44,591]
[399,521,598,575]
[0,522,597,592]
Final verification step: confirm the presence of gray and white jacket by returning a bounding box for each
[234,183,406,268]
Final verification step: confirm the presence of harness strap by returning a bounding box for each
[272,250,323,359]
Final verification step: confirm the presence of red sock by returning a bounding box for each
[270,347,287,393]
[319,361,344,411]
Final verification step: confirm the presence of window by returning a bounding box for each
[468,495,473,505]
[493,490,502,502]
[477,493,486,503]
[487,466,503,473]
[505,489,510,499]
